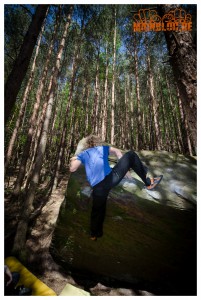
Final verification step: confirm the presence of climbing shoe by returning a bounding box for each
[145,175,163,190]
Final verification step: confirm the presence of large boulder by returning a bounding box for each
[51,151,196,296]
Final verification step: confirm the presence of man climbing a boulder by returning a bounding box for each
[69,135,163,241]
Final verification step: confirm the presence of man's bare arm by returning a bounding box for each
[69,156,82,172]
[109,147,123,159]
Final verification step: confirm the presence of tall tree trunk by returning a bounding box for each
[177,85,193,155]
[13,15,59,196]
[52,45,78,190]
[160,94,172,152]
[133,34,143,150]
[159,4,197,153]
[101,43,109,141]
[24,94,50,191]
[91,50,100,134]
[5,19,45,174]
[65,108,76,163]
[12,6,73,255]
[5,5,49,124]
[84,83,90,136]
[94,53,100,135]
[145,36,162,150]
[78,78,87,137]
[165,74,183,153]
[130,76,135,148]
[147,96,155,150]
[142,111,147,149]
[124,75,129,149]
[111,6,117,145]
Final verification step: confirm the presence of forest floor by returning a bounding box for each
[4,172,74,295]
[5,173,154,296]
[5,151,196,296]
[37,262,154,296]
[5,194,139,296]
[37,262,77,295]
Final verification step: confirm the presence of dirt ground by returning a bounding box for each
[38,267,155,296]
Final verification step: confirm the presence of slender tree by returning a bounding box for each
[176,85,193,155]
[133,33,143,150]
[91,48,100,135]
[101,43,109,141]
[5,5,49,124]
[159,4,197,152]
[5,17,46,174]
[12,6,73,254]
[145,34,162,150]
[111,6,117,145]
[13,13,60,196]
[52,42,80,190]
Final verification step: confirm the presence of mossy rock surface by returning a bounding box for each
[51,151,196,295]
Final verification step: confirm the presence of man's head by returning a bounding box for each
[74,135,103,155]
[85,135,102,148]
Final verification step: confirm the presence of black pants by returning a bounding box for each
[91,150,151,237]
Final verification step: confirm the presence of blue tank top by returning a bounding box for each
[76,145,112,187]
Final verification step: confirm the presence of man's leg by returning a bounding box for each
[111,150,151,186]
[90,186,109,238]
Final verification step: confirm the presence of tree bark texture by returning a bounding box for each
[145,36,162,150]
[110,7,117,145]
[134,34,143,151]
[159,4,197,152]
[5,18,45,174]
[13,13,60,196]
[5,5,49,124]
[12,6,73,254]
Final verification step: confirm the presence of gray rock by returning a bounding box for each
[112,215,123,222]
[169,180,196,202]
[119,178,137,193]
[80,186,92,198]
[52,150,197,296]
[139,290,155,296]
[144,189,162,200]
